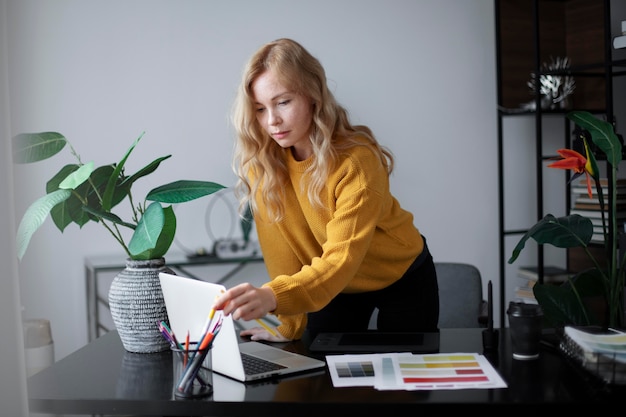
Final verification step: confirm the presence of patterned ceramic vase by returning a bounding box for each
[108,258,173,353]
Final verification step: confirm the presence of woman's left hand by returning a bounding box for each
[240,326,290,342]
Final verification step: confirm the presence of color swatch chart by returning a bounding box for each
[325,352,507,390]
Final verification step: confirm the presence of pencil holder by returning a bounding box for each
[171,342,213,399]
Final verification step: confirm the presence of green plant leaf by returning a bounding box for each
[508,214,593,263]
[567,111,622,167]
[128,202,164,257]
[102,132,144,212]
[46,165,80,231]
[47,165,119,230]
[87,165,129,211]
[128,203,176,259]
[146,181,226,203]
[82,205,136,230]
[149,205,176,259]
[46,164,79,193]
[534,269,606,328]
[12,132,67,164]
[13,130,227,263]
[241,203,254,243]
[122,155,172,186]
[16,189,72,260]
[58,161,94,189]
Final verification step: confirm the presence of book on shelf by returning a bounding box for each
[570,185,626,197]
[517,265,571,284]
[571,178,626,195]
[593,225,605,233]
[586,216,614,227]
[514,285,538,304]
[585,178,626,187]
[569,209,626,220]
[575,196,626,205]
[573,202,626,211]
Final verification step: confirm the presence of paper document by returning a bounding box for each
[325,352,507,390]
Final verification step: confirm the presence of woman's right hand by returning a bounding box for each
[212,282,277,321]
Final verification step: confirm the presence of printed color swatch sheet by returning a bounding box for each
[325,352,507,390]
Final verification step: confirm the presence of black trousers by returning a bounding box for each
[306,238,439,338]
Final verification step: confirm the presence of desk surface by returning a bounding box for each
[28,328,621,415]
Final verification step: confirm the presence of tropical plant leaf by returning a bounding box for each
[50,201,76,232]
[13,130,227,262]
[122,155,172,187]
[58,161,94,189]
[567,111,622,167]
[87,165,129,211]
[508,214,593,263]
[46,164,80,231]
[82,205,136,229]
[128,202,165,257]
[534,269,606,328]
[241,203,254,242]
[128,203,176,259]
[147,205,176,259]
[12,132,67,164]
[16,189,72,260]
[146,181,226,203]
[46,164,79,192]
[47,164,112,230]
[102,132,144,212]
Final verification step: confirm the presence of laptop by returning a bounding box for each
[158,272,326,382]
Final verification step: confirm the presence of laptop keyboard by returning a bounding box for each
[241,353,287,374]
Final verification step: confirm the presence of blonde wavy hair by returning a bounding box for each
[231,38,394,222]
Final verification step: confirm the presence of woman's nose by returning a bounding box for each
[267,110,280,126]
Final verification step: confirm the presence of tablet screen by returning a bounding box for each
[309,331,440,353]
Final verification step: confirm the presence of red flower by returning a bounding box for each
[547,146,595,199]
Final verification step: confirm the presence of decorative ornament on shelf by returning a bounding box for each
[13,131,226,353]
[613,21,626,50]
[508,111,624,331]
[522,56,576,111]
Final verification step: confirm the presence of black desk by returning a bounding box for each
[28,328,620,415]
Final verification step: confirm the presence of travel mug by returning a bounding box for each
[507,301,543,360]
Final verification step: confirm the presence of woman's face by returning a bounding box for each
[252,70,313,161]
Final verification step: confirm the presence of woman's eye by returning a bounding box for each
[278,99,290,106]
[256,107,265,113]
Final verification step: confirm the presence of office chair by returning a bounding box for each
[436,262,488,328]
[368,262,488,329]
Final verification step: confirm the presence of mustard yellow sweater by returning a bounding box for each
[255,140,424,340]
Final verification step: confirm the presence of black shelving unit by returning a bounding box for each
[495,0,624,326]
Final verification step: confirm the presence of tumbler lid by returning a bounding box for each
[507,301,543,317]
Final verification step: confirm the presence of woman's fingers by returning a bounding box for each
[213,283,260,319]
[240,327,289,342]
[213,283,276,321]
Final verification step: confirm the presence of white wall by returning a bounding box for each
[7,0,499,361]
[1,0,29,414]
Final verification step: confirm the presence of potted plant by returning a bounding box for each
[508,111,624,330]
[13,131,226,352]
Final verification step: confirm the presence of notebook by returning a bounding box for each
[158,272,326,382]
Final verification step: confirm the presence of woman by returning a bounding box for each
[213,38,438,342]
